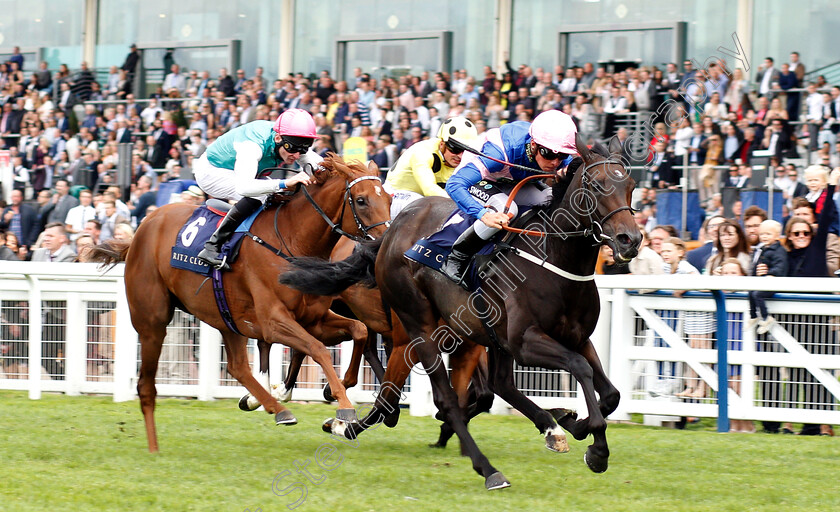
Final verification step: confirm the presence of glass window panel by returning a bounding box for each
[96,0,280,84]
[294,0,494,78]
[752,0,840,73]
[514,0,736,71]
[0,0,84,69]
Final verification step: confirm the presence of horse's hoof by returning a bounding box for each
[545,434,570,453]
[383,409,400,428]
[323,384,335,402]
[275,410,297,426]
[336,408,357,423]
[238,394,260,412]
[271,384,292,403]
[584,448,608,473]
[322,418,335,434]
[428,442,445,449]
[484,471,511,490]
[323,417,354,439]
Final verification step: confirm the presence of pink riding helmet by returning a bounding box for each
[273,108,317,138]
[528,110,578,155]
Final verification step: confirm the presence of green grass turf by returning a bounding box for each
[0,391,837,512]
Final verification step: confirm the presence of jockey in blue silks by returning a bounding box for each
[441,109,579,284]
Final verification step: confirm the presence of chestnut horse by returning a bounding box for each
[280,136,641,489]
[89,154,391,452]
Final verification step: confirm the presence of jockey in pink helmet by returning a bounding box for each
[194,108,321,270]
[440,109,578,286]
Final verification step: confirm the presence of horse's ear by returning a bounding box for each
[575,132,592,161]
[367,159,379,175]
[608,136,623,157]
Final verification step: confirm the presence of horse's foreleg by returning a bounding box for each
[308,311,368,402]
[519,327,609,473]
[240,344,298,412]
[580,339,620,417]
[223,332,296,425]
[486,347,569,453]
[269,317,357,420]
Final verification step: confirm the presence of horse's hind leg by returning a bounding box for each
[412,333,508,490]
[129,289,174,453]
[223,332,295,425]
[432,342,487,454]
[136,321,169,453]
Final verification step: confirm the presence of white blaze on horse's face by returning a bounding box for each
[374,186,382,196]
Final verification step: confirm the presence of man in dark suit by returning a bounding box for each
[686,215,725,271]
[755,57,780,98]
[686,123,707,167]
[115,120,132,143]
[217,68,235,97]
[0,189,39,249]
[722,164,749,188]
[46,178,79,225]
[763,119,792,161]
[650,140,680,188]
[149,119,173,169]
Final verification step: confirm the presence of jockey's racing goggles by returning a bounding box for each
[444,139,468,155]
[280,135,314,155]
[536,144,567,161]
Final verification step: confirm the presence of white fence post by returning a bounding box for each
[64,292,85,396]
[25,275,42,400]
[607,288,633,421]
[198,321,222,401]
[112,280,136,402]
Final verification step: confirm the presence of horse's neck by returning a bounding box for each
[253,181,344,258]
[544,188,599,276]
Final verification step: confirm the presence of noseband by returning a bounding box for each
[302,174,390,242]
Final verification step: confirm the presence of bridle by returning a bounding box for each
[302,174,390,242]
[501,158,635,244]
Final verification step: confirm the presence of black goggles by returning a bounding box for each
[444,140,466,155]
[280,135,313,155]
[537,144,567,161]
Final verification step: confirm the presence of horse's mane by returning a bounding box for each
[315,153,376,185]
[548,140,613,210]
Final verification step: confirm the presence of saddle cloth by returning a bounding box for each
[169,204,260,275]
[403,210,497,290]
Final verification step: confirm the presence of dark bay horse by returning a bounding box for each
[249,235,493,451]
[280,135,641,489]
[89,154,391,452]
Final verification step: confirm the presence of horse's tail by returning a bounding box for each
[87,239,132,269]
[279,238,383,296]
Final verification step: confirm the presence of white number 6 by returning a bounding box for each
[181,217,207,247]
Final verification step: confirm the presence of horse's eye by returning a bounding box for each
[355,197,366,206]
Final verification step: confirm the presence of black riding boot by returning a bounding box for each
[441,226,488,287]
[197,197,262,271]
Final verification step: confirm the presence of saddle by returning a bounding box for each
[403,208,542,291]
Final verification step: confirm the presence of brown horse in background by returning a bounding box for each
[89,154,390,452]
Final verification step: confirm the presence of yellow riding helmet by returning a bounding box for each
[438,117,479,152]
